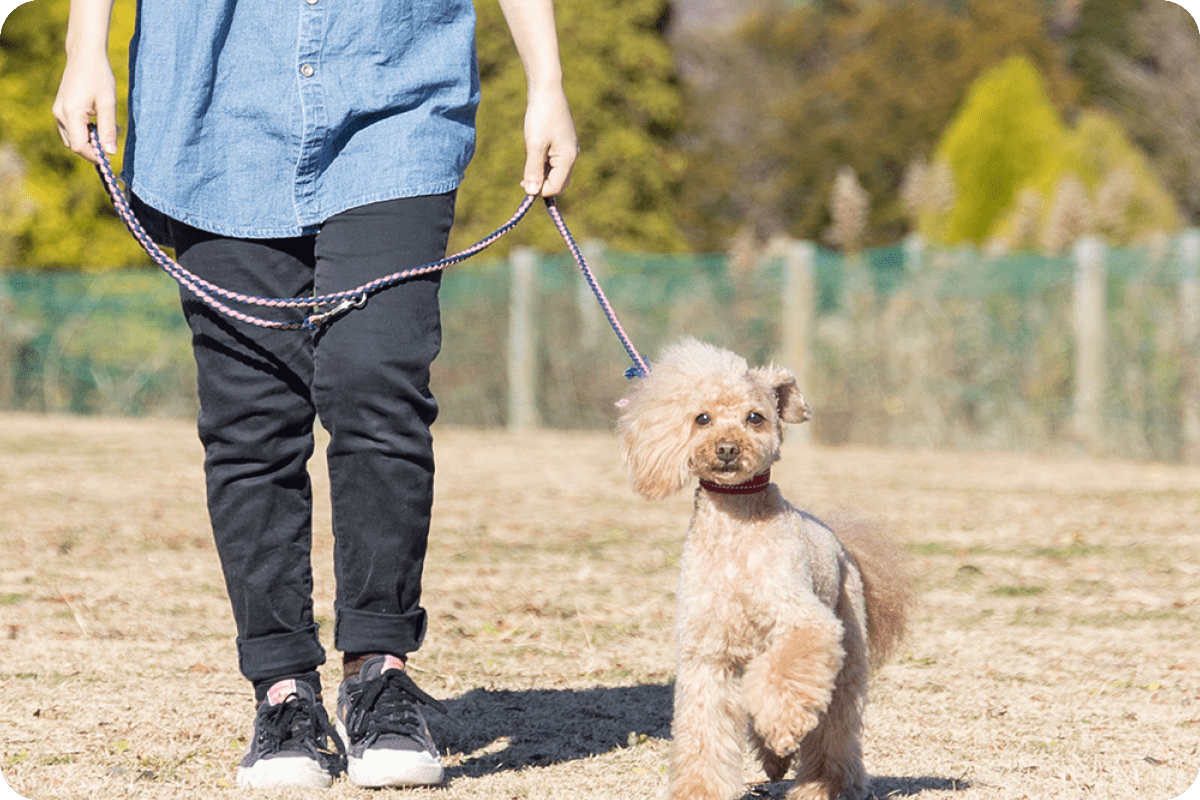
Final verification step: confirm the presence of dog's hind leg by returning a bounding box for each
[743,614,844,760]
[668,660,745,800]
[787,702,867,800]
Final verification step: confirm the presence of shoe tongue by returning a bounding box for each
[266,678,299,707]
[360,654,407,681]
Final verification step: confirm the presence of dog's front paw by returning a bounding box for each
[744,672,826,757]
[754,718,812,758]
[743,623,842,757]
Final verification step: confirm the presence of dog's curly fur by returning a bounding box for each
[618,338,913,800]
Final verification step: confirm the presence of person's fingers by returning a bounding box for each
[521,146,547,197]
[538,145,576,197]
[61,114,100,164]
[93,104,119,156]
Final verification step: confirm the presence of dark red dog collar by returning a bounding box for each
[699,470,771,495]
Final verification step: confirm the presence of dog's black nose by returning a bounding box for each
[716,441,741,463]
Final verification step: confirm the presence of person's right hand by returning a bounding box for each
[52,50,118,164]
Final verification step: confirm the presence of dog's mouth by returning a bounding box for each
[704,461,752,482]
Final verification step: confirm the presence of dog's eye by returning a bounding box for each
[695,413,711,426]
[747,411,766,425]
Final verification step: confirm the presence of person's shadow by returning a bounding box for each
[427,683,968,797]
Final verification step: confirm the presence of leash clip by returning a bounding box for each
[306,293,368,328]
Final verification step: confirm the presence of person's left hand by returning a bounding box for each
[521,86,577,197]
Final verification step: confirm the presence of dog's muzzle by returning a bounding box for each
[715,440,742,470]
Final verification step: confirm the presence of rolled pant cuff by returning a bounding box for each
[335,607,427,657]
[236,626,326,683]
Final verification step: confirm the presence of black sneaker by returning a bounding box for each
[236,678,346,789]
[336,655,447,787]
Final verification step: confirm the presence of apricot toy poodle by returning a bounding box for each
[618,338,913,800]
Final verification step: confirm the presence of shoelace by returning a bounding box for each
[346,670,447,743]
[258,695,347,774]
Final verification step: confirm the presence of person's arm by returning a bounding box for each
[52,0,119,164]
[496,0,578,197]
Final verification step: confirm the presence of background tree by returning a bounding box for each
[0,0,147,269]
[933,55,1068,246]
[990,109,1182,250]
[0,0,688,268]
[935,55,1181,249]
[1067,0,1200,226]
[451,0,688,253]
[674,0,1077,251]
[2,0,1192,264]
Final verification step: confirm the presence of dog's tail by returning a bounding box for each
[837,517,915,670]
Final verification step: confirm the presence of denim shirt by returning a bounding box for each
[122,0,479,240]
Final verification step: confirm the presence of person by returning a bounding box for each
[52,0,577,790]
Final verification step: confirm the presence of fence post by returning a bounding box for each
[778,240,815,394]
[1180,229,1200,464]
[1072,236,1106,453]
[903,233,924,275]
[508,247,538,432]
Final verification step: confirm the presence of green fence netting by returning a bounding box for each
[1,231,1196,461]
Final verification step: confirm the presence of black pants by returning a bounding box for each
[169,193,454,684]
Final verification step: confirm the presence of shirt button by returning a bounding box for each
[300,63,315,77]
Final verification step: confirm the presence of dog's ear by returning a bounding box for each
[617,395,694,500]
[751,364,812,424]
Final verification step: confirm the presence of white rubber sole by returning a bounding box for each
[335,718,444,788]
[235,754,334,789]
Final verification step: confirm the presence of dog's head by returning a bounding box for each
[617,338,811,499]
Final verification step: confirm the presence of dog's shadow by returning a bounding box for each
[428,684,969,797]
[742,776,970,798]
[428,683,674,778]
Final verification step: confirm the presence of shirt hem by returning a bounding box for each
[125,175,465,240]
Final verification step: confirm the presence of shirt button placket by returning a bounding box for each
[299,0,317,79]
[295,0,327,224]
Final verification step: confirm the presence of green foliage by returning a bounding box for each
[0,0,686,268]
[933,55,1067,245]
[936,56,1181,247]
[0,0,148,269]
[677,0,1076,249]
[992,109,1182,246]
[451,0,688,254]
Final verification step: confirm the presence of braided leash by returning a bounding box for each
[87,124,650,377]
[542,199,649,378]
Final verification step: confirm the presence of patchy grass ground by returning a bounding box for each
[1,412,1199,799]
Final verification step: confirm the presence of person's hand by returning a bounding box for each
[52,49,118,164]
[521,85,578,198]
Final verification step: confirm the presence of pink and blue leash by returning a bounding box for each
[86,124,650,378]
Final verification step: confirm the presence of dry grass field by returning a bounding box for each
[2,412,1200,800]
